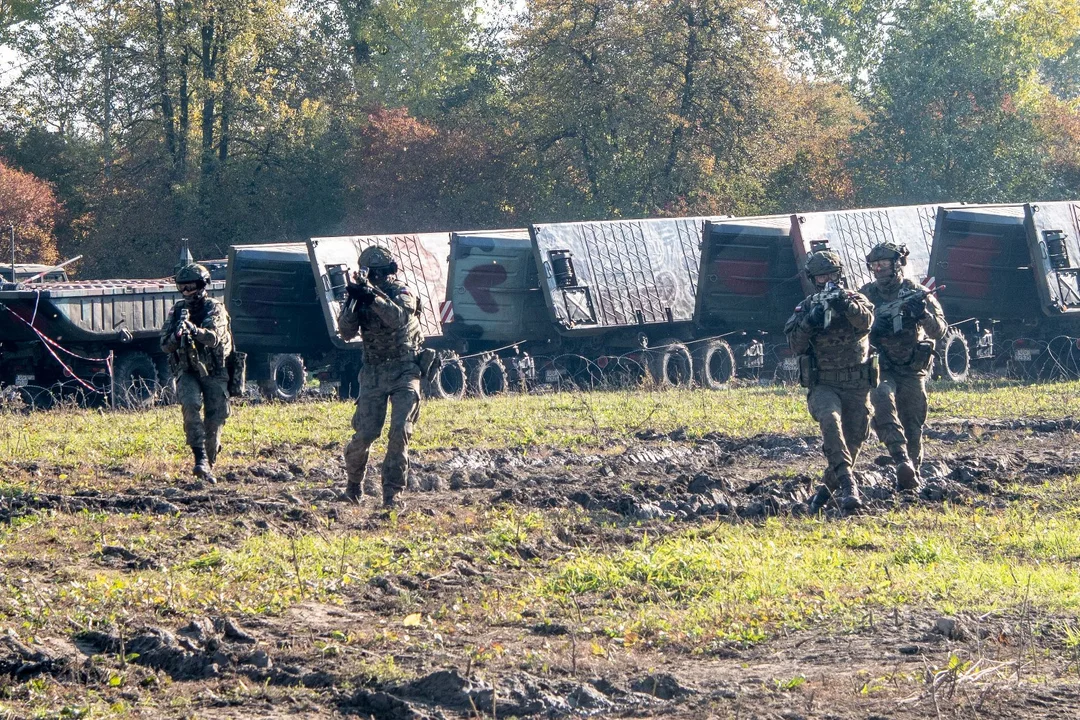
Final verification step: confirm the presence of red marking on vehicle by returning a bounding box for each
[942,234,1003,299]
[439,301,454,324]
[463,264,508,314]
[712,258,771,296]
[923,276,936,290]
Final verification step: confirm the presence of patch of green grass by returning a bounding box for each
[515,501,1080,648]
[3,379,1079,469]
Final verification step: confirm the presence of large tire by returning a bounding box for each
[648,338,693,389]
[693,338,736,390]
[467,355,508,398]
[426,353,467,400]
[112,351,160,408]
[258,353,306,402]
[933,330,970,384]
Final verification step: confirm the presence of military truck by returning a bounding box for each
[527,215,766,389]
[0,274,225,408]
[225,243,328,400]
[928,201,1080,378]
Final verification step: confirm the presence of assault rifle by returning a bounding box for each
[874,285,941,335]
[176,307,209,378]
[806,281,847,330]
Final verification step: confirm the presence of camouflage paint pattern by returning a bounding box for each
[694,215,803,333]
[446,229,550,346]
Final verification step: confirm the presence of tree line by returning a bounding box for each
[0,0,1077,277]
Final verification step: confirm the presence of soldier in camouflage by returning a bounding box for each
[860,243,948,491]
[339,246,424,508]
[161,263,233,483]
[786,251,877,511]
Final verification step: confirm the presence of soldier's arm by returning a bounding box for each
[371,287,418,328]
[920,293,948,340]
[191,302,228,348]
[843,291,875,331]
[337,303,361,341]
[160,305,181,353]
[785,308,812,355]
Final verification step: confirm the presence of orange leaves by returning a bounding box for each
[0,160,61,265]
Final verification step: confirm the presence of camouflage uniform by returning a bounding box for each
[160,290,233,470]
[339,276,423,505]
[860,276,947,472]
[786,268,876,508]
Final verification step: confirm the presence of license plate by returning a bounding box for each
[544,369,561,383]
[1014,348,1034,362]
[14,375,33,387]
[782,357,798,371]
[744,355,764,368]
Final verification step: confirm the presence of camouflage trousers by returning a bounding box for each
[871,369,928,466]
[344,360,421,499]
[807,380,872,481]
[176,372,230,463]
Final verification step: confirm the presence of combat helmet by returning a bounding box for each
[359,246,396,270]
[865,242,909,268]
[804,250,844,277]
[175,263,211,287]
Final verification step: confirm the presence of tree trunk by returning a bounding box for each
[218,30,230,163]
[199,13,217,182]
[154,0,177,170]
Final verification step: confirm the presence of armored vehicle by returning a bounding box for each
[529,216,727,388]
[928,202,1080,378]
[694,215,800,385]
[434,229,549,398]
[0,264,70,283]
[0,275,225,408]
[225,243,328,401]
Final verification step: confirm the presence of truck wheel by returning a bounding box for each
[112,351,160,408]
[648,339,693,389]
[426,353,467,400]
[467,356,508,398]
[259,353,306,402]
[933,331,970,383]
[693,338,736,389]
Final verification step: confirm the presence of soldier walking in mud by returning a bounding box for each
[786,251,877,511]
[339,246,425,509]
[161,263,234,483]
[860,243,948,491]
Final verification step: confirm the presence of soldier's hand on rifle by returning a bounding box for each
[904,295,927,320]
[347,271,377,306]
[871,312,891,336]
[803,302,826,329]
[176,319,197,339]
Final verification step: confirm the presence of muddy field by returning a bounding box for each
[2,412,1080,719]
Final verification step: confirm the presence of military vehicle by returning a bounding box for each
[694,215,801,385]
[434,229,548,398]
[928,201,1080,378]
[694,205,972,383]
[528,215,736,388]
[0,263,71,283]
[0,274,225,408]
[225,243,327,401]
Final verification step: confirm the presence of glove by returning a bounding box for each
[871,313,891,336]
[904,295,927,320]
[176,319,197,338]
[803,303,826,329]
[347,282,376,306]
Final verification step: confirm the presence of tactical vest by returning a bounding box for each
[359,281,423,365]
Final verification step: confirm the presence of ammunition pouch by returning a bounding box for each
[226,350,247,397]
[417,347,437,382]
[911,341,935,373]
[798,354,816,389]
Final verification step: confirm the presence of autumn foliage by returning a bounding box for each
[0,160,60,265]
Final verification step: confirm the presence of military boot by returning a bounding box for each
[835,467,862,512]
[206,442,221,468]
[892,451,919,492]
[192,446,216,484]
